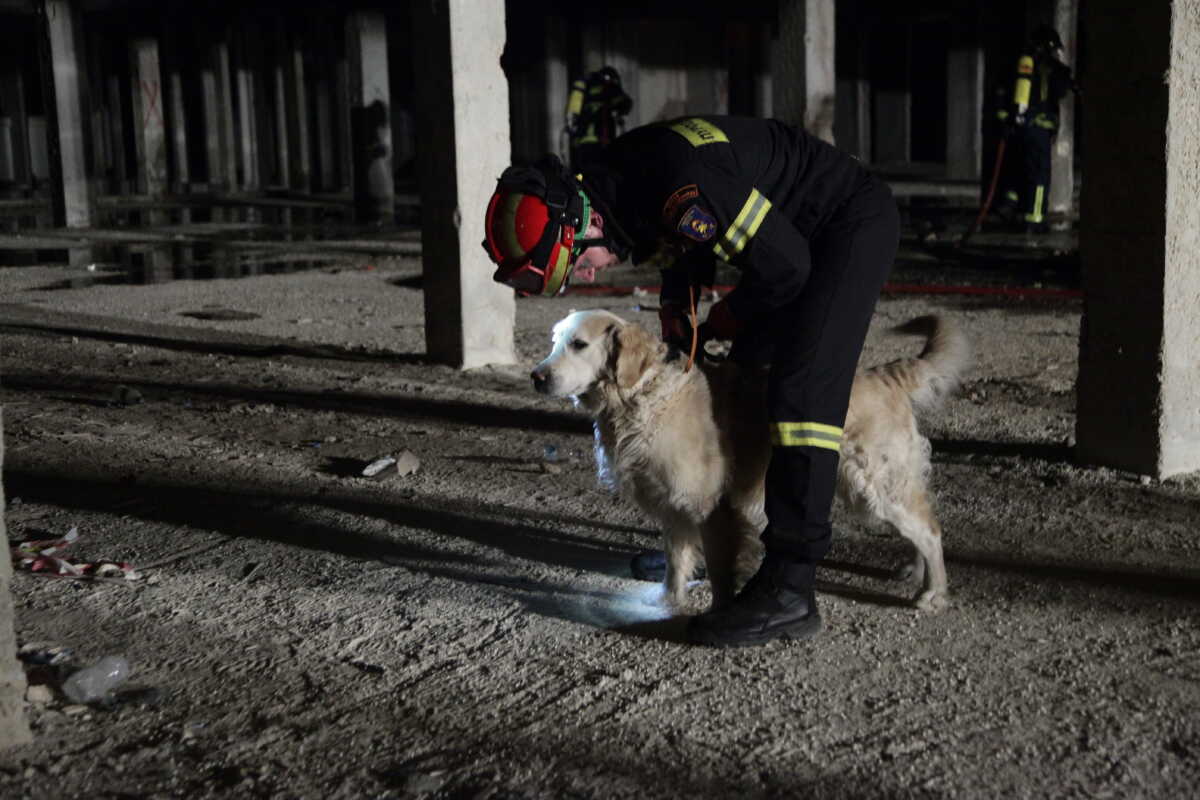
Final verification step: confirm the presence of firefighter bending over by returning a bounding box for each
[482,116,899,648]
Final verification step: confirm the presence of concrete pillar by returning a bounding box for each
[412,0,515,368]
[946,23,984,181]
[545,15,568,161]
[873,21,911,165]
[504,11,563,163]
[0,409,33,749]
[774,0,836,143]
[283,26,311,193]
[162,33,189,195]
[246,39,273,203]
[833,0,869,160]
[315,74,335,192]
[1075,0,1200,478]
[756,23,774,119]
[42,0,93,230]
[271,23,290,190]
[346,11,392,223]
[207,37,237,194]
[1049,0,1079,216]
[0,60,32,187]
[130,37,167,206]
[234,25,260,193]
[104,72,128,195]
[0,119,12,182]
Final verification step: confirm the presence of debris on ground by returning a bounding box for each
[10,526,140,581]
[394,450,421,476]
[109,384,144,406]
[61,655,132,705]
[361,455,397,478]
[17,642,73,666]
[361,450,420,479]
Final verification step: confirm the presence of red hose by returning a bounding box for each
[565,283,1081,300]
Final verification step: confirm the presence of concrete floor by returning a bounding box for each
[1,214,1199,798]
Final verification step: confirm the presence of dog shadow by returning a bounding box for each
[612,615,692,643]
[818,558,920,609]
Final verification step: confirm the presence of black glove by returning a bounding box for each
[658,300,694,350]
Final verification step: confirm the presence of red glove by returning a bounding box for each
[698,296,740,342]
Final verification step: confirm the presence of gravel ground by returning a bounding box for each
[1,250,1199,799]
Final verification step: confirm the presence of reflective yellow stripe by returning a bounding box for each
[666,118,729,147]
[713,189,771,262]
[542,243,573,295]
[1025,186,1045,223]
[770,422,843,452]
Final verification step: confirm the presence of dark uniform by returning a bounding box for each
[566,68,633,171]
[583,115,898,578]
[994,46,1075,227]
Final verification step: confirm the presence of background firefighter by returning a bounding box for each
[564,66,633,172]
[990,25,1079,233]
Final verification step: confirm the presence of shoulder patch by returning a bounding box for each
[662,184,699,226]
[677,205,717,242]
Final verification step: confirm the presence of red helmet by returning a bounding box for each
[483,157,594,296]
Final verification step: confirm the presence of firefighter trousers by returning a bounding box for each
[749,178,899,564]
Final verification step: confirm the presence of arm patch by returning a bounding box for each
[678,205,717,242]
[662,184,699,227]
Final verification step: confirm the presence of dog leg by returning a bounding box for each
[892,552,926,585]
[664,531,701,609]
[881,495,949,612]
[699,502,742,611]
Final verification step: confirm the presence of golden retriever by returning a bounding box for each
[531,309,969,614]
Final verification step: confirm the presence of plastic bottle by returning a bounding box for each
[61,655,131,704]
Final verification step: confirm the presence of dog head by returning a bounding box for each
[531,309,662,400]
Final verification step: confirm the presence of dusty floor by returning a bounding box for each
[1,238,1199,799]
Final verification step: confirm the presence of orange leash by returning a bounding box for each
[685,285,699,372]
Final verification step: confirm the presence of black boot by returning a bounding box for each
[629,550,706,582]
[687,559,821,648]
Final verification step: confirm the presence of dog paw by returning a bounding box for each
[914,589,949,613]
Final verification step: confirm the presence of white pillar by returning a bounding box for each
[45,0,92,228]
[1049,0,1079,216]
[130,37,168,204]
[545,15,568,161]
[346,10,392,223]
[412,0,515,368]
[1076,0,1200,478]
[774,0,836,143]
[0,407,32,749]
[945,43,984,180]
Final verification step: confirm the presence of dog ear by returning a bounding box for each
[613,322,658,389]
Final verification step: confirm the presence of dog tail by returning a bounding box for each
[889,315,970,413]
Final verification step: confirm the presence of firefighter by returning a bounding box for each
[564,66,633,171]
[993,25,1078,233]
[482,116,899,648]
